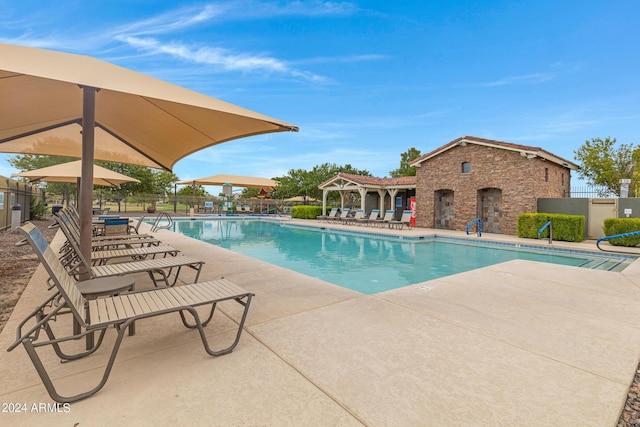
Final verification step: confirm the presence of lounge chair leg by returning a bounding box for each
[42,323,108,362]
[178,303,217,329]
[21,320,132,403]
[189,294,253,356]
[9,300,106,362]
[147,269,168,287]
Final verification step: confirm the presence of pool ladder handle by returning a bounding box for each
[538,220,552,245]
[466,218,482,237]
[596,230,640,253]
[150,211,174,232]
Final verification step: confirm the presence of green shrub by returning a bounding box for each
[291,205,324,219]
[517,212,585,242]
[602,218,640,246]
[30,197,47,220]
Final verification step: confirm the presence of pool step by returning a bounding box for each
[578,258,629,272]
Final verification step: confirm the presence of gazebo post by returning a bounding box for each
[359,188,367,211]
[322,189,328,215]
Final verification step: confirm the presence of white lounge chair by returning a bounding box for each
[363,209,380,227]
[388,210,413,229]
[333,209,351,223]
[347,209,365,225]
[317,208,338,222]
[371,209,395,227]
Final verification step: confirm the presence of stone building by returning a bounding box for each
[409,136,579,235]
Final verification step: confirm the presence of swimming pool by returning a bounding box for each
[163,218,636,294]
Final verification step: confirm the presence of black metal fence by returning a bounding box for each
[569,186,618,198]
[44,193,287,215]
[0,177,45,231]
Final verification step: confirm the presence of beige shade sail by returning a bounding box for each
[0,44,297,275]
[283,196,317,202]
[178,174,278,190]
[0,44,298,170]
[12,160,140,187]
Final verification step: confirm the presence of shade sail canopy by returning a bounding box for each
[283,196,317,202]
[12,160,139,187]
[178,174,278,190]
[0,44,299,170]
[0,43,297,276]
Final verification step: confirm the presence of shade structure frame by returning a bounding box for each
[12,160,140,188]
[177,174,278,190]
[0,43,298,277]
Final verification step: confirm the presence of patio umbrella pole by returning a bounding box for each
[79,85,97,281]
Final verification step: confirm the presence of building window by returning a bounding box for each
[461,162,471,174]
[545,168,549,182]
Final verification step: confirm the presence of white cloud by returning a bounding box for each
[111,4,228,37]
[206,1,359,19]
[2,2,363,83]
[292,54,389,66]
[112,1,359,37]
[117,35,328,82]
[480,72,554,87]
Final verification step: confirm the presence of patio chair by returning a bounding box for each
[57,233,180,266]
[332,209,351,223]
[8,222,254,403]
[127,216,146,235]
[317,207,338,222]
[64,206,156,244]
[58,209,161,250]
[56,214,204,287]
[103,217,129,236]
[363,209,380,227]
[346,209,364,225]
[371,209,395,227]
[388,210,412,229]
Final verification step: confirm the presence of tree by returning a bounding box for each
[573,137,639,196]
[176,184,207,198]
[240,188,261,198]
[390,147,422,177]
[273,163,371,202]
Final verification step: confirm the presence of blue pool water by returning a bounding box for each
[163,218,635,294]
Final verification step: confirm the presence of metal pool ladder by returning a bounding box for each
[466,218,482,237]
[596,230,640,253]
[151,212,174,232]
[538,220,552,244]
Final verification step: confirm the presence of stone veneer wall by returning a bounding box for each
[414,144,571,235]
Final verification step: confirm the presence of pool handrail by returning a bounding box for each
[538,220,552,244]
[466,218,482,237]
[151,211,174,232]
[596,230,640,252]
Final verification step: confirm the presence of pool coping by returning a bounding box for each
[163,215,640,262]
[2,220,640,425]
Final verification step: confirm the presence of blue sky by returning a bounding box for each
[1,0,638,190]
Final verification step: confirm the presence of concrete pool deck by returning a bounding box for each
[2,218,640,426]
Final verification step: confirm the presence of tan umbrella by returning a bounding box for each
[284,196,316,203]
[178,174,277,210]
[12,160,140,187]
[0,44,297,273]
[178,174,278,190]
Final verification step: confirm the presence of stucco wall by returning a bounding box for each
[414,144,571,235]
